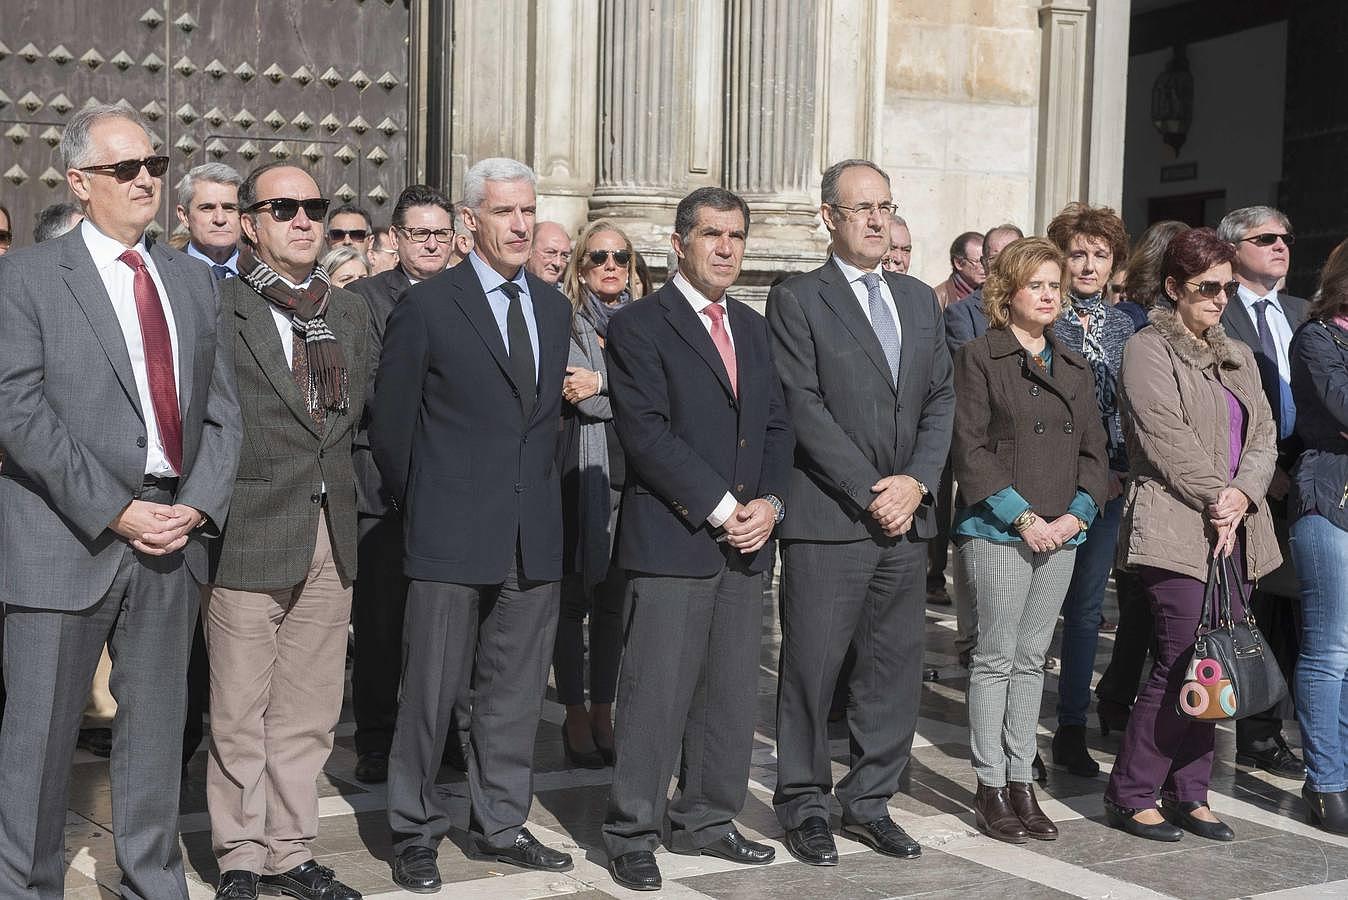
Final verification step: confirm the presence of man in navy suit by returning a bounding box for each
[371,158,574,892]
[601,187,794,892]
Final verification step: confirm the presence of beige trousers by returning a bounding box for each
[204,514,351,875]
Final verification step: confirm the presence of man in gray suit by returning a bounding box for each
[0,104,241,900]
[767,158,955,867]
[205,163,368,900]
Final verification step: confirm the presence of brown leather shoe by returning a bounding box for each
[975,783,1028,844]
[1008,781,1058,840]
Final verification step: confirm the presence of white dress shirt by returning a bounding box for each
[671,271,740,529]
[186,242,238,275]
[1235,283,1293,382]
[832,254,902,352]
[81,219,181,477]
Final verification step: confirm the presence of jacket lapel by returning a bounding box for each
[525,279,567,427]
[1221,303,1258,349]
[232,280,323,437]
[661,283,736,404]
[887,271,921,398]
[58,232,145,422]
[818,260,896,394]
[148,241,196,420]
[448,261,517,390]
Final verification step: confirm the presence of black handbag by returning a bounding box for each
[1176,553,1288,722]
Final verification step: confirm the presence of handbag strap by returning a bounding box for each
[1198,553,1223,638]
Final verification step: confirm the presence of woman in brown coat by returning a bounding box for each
[1105,227,1281,843]
[952,237,1108,843]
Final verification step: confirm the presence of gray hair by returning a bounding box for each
[33,202,83,243]
[461,158,537,210]
[175,162,242,210]
[820,159,891,207]
[319,245,371,279]
[1217,205,1292,244]
[60,103,153,170]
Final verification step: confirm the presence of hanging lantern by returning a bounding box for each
[1151,45,1194,156]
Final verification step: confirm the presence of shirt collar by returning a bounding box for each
[186,242,238,272]
[672,270,726,314]
[1237,282,1282,312]
[831,254,883,286]
[468,249,527,298]
[81,218,148,268]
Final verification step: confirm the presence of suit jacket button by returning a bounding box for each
[739,438,748,448]
[1034,422,1045,434]
[1030,385,1040,396]
[136,436,147,448]
[515,483,524,493]
[522,435,529,444]
[1063,421,1073,434]
[310,493,322,503]
[736,483,745,493]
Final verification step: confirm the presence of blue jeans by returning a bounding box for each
[1056,495,1124,727]
[1291,514,1348,792]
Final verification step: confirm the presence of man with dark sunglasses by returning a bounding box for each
[325,203,375,255]
[0,103,241,900]
[1217,205,1309,782]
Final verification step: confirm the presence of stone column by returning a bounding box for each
[1034,0,1092,230]
[1085,0,1130,213]
[530,0,599,232]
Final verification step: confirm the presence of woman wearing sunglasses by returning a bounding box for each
[0,202,12,255]
[1105,227,1281,843]
[552,221,645,767]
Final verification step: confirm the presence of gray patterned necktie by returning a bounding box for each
[861,272,900,382]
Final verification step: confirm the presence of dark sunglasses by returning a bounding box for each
[1240,232,1295,248]
[0,229,11,247]
[328,228,370,242]
[77,155,170,183]
[586,249,631,267]
[245,197,331,222]
[1185,280,1241,299]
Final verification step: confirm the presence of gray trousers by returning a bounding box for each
[602,564,763,857]
[952,539,978,655]
[960,538,1076,786]
[774,538,926,829]
[387,557,560,852]
[0,514,197,899]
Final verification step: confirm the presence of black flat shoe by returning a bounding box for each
[1235,736,1306,780]
[679,827,774,864]
[216,870,259,900]
[1161,800,1234,841]
[77,727,113,758]
[391,846,441,894]
[1051,725,1100,778]
[1103,798,1183,842]
[1097,699,1131,737]
[561,723,605,769]
[476,827,574,872]
[784,815,837,866]
[842,816,921,859]
[609,850,661,891]
[258,861,359,899]
[354,751,389,784]
[1032,751,1047,783]
[1304,785,1348,836]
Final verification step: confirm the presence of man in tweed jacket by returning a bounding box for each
[204,162,369,900]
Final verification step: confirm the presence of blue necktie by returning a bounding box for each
[861,272,900,383]
[212,264,231,280]
[1253,299,1295,440]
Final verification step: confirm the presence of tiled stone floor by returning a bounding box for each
[58,577,1345,899]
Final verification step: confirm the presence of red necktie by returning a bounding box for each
[704,301,737,398]
[118,249,183,474]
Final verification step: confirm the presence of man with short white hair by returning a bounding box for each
[175,162,242,278]
[881,216,912,275]
[526,221,572,284]
[373,158,574,892]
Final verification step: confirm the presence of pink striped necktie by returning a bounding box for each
[704,301,737,398]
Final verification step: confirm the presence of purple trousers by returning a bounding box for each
[1105,552,1248,809]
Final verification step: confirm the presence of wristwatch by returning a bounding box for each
[762,493,786,524]
[1074,515,1089,534]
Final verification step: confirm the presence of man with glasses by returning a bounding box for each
[0,103,241,899]
[176,163,243,278]
[526,220,572,284]
[768,158,954,868]
[880,216,913,274]
[933,230,985,309]
[0,202,12,254]
[325,203,375,254]
[1217,205,1308,781]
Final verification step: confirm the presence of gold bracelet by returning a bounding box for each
[1012,509,1037,533]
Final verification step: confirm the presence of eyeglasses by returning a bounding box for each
[397,226,453,243]
[1240,232,1295,248]
[245,197,331,222]
[586,249,631,267]
[830,202,898,220]
[1185,280,1241,299]
[77,155,170,183]
[0,230,11,248]
[327,228,370,242]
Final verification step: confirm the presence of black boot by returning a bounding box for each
[1304,785,1348,836]
[1051,724,1100,778]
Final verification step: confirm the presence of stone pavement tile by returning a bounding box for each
[532,783,611,851]
[680,846,1069,900]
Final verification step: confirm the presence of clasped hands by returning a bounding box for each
[111,501,203,556]
[723,498,776,554]
[1018,515,1081,554]
[868,474,926,538]
[562,366,601,405]
[1207,486,1250,559]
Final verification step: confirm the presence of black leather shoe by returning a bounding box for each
[926,585,952,606]
[216,871,259,900]
[1051,724,1100,778]
[258,860,360,899]
[609,850,661,891]
[1103,797,1183,842]
[681,828,775,865]
[1304,785,1348,836]
[561,723,605,769]
[442,735,468,772]
[77,727,113,758]
[784,815,837,866]
[1161,800,1234,841]
[477,827,573,872]
[1031,752,1047,783]
[842,816,921,859]
[353,751,389,784]
[391,847,441,894]
[1236,736,1306,780]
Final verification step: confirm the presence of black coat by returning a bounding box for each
[605,281,794,578]
[369,258,571,584]
[1289,318,1348,528]
[347,265,413,517]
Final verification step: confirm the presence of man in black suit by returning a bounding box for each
[1218,205,1308,780]
[371,158,574,892]
[601,187,793,892]
[767,159,955,866]
[347,184,458,784]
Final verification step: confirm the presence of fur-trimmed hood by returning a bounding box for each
[1147,305,1245,370]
